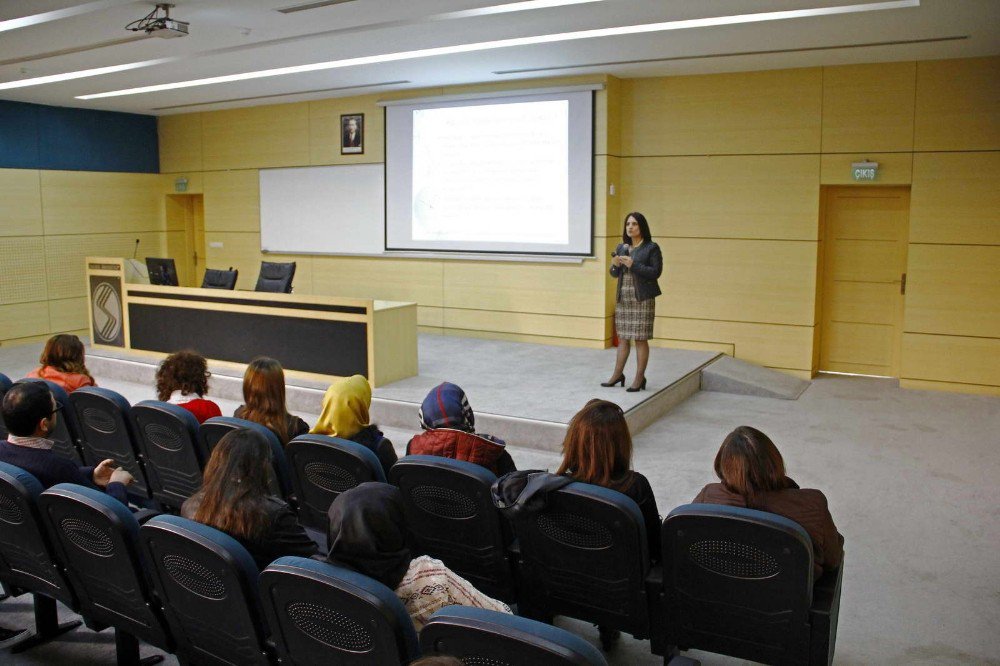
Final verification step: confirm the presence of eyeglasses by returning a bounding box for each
[50,402,63,416]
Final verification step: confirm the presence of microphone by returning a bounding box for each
[132,238,140,259]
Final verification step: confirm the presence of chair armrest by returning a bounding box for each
[809,553,844,666]
[133,508,162,525]
[645,565,666,656]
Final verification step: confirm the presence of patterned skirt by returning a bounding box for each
[616,270,655,341]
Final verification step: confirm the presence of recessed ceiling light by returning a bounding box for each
[0,59,174,91]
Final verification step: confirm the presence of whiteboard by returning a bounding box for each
[259,164,384,255]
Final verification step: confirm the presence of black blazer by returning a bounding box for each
[610,241,663,303]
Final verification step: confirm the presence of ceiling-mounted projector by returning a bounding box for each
[126,3,189,39]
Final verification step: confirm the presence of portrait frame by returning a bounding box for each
[340,113,364,155]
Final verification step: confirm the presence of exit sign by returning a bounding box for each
[851,161,879,181]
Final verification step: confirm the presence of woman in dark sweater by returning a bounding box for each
[310,375,396,478]
[181,428,317,569]
[234,357,309,446]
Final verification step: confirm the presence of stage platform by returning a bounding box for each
[87,335,725,451]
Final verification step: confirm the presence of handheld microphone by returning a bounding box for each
[132,238,140,259]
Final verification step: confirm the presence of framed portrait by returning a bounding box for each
[341,113,364,154]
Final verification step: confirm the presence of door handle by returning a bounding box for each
[900,273,906,295]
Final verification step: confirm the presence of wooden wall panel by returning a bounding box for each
[654,317,815,371]
[0,302,50,341]
[202,104,310,170]
[40,171,161,236]
[202,231,264,291]
[820,153,913,185]
[44,231,165,300]
[0,169,42,237]
[660,239,818,326]
[442,308,606,341]
[48,296,87,334]
[158,113,203,173]
[914,56,1000,151]
[308,95,385,166]
[910,152,1000,245]
[203,170,260,233]
[621,155,820,240]
[0,237,47,304]
[901,333,1000,388]
[621,68,822,156]
[822,62,916,153]
[904,245,1000,338]
[311,256,444,307]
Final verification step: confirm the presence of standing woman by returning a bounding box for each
[604,212,662,391]
[235,357,309,447]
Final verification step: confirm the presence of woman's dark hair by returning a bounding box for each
[156,351,210,401]
[193,428,274,540]
[714,426,787,509]
[621,211,652,244]
[556,399,633,492]
[39,334,92,381]
[241,357,291,445]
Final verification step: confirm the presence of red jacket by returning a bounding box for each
[407,428,510,475]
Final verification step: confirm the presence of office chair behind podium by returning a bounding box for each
[201,267,239,290]
[254,261,296,293]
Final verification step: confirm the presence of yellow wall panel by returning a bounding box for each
[44,232,166,300]
[40,171,161,236]
[0,302,50,340]
[311,256,444,307]
[824,281,897,326]
[202,231,263,291]
[0,169,42,237]
[660,239,818,326]
[621,68,822,156]
[48,296,87,334]
[654,317,814,371]
[901,333,1000,387]
[914,57,1000,151]
[158,113,203,173]
[203,170,260,233]
[203,103,310,170]
[820,153,913,185]
[899,378,1000,396]
[604,75,621,157]
[442,308,605,341]
[823,321,894,368]
[598,156,621,239]
[822,62,916,152]
[621,155,820,240]
[910,152,1000,245]
[904,244,1000,338]
[308,95,386,166]
[0,237,47,305]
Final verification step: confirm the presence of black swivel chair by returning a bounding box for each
[660,504,844,666]
[201,268,239,290]
[131,401,206,511]
[254,261,296,293]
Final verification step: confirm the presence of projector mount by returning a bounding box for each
[125,3,189,38]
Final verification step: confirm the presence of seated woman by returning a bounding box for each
[556,399,661,564]
[235,357,309,447]
[406,382,515,476]
[326,482,511,631]
[27,334,96,393]
[155,350,222,423]
[693,425,844,578]
[310,375,397,478]
[182,428,318,569]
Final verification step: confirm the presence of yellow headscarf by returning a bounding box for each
[311,375,371,439]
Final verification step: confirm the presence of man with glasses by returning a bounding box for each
[0,382,133,505]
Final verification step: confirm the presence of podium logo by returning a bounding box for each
[92,281,123,343]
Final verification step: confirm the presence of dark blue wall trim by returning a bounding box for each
[0,100,158,173]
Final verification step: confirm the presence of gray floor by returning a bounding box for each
[1,340,999,665]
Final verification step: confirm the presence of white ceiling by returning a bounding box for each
[0,0,997,115]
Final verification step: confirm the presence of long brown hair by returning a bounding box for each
[39,334,92,380]
[193,428,274,540]
[156,350,210,401]
[714,426,788,509]
[556,399,633,492]
[241,357,291,445]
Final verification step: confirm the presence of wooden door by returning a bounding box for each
[820,187,910,377]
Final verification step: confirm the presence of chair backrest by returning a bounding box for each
[201,268,239,290]
[131,401,205,510]
[15,378,84,464]
[285,435,386,531]
[199,417,293,498]
[511,482,651,635]
[0,462,75,606]
[69,387,150,498]
[254,261,295,293]
[389,455,514,601]
[260,556,419,666]
[39,483,172,650]
[421,605,609,666]
[140,514,271,665]
[662,503,815,664]
[0,372,11,440]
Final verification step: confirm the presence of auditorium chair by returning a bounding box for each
[0,462,82,652]
[15,378,84,464]
[140,515,274,665]
[131,401,205,511]
[0,372,12,440]
[200,267,239,290]
[253,261,296,293]
[260,556,419,665]
[70,387,152,501]
[390,455,516,602]
[659,504,843,666]
[509,482,662,653]
[198,416,294,499]
[39,483,171,665]
[421,606,610,665]
[285,434,385,531]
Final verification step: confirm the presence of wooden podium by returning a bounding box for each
[84,257,417,387]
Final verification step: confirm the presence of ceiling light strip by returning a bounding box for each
[76,0,920,100]
[152,80,410,110]
[0,0,133,33]
[0,58,176,92]
[277,0,358,14]
[0,35,150,68]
